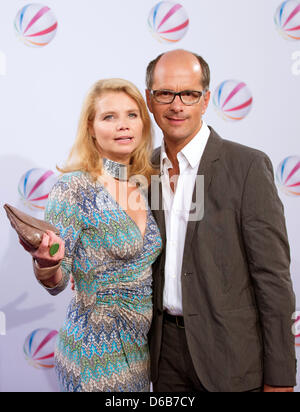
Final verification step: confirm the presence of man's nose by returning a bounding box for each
[169,95,184,111]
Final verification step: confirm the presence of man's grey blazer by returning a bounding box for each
[149,127,296,392]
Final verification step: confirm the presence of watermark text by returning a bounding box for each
[97,173,205,223]
[291,51,300,76]
[0,311,6,336]
[0,51,7,76]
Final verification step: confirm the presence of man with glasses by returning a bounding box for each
[146,49,296,392]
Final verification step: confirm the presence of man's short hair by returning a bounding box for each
[146,51,211,91]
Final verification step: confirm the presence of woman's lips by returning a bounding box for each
[114,136,134,144]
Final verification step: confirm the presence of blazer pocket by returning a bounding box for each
[212,208,243,293]
[223,307,263,379]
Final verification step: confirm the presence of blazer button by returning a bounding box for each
[184,272,192,277]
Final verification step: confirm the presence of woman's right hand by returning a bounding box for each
[19,230,65,268]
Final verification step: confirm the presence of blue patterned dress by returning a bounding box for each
[43,171,162,392]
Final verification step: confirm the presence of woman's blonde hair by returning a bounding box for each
[58,78,158,185]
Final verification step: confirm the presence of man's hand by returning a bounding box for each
[264,384,294,392]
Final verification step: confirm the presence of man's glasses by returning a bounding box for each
[149,89,206,106]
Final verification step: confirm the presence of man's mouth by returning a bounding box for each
[166,116,187,123]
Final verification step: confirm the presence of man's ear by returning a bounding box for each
[145,89,153,114]
[202,90,211,115]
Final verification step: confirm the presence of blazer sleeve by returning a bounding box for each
[241,153,296,387]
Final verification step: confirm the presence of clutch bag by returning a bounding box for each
[3,203,60,249]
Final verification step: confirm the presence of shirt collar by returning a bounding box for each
[161,139,172,171]
[160,121,211,170]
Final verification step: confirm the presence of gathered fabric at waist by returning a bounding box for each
[95,285,152,313]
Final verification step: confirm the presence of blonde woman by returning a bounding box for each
[20,79,162,392]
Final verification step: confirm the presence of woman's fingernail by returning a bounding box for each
[49,243,59,257]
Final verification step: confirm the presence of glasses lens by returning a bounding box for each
[180,91,202,105]
[153,90,175,103]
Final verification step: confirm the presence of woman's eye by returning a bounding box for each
[129,113,138,118]
[103,115,114,120]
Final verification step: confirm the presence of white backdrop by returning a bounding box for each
[0,0,299,392]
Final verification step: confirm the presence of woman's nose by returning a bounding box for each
[117,119,130,131]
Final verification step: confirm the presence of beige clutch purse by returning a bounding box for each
[3,204,60,250]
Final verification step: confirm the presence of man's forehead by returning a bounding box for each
[152,66,203,89]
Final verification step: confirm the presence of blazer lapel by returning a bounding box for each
[150,128,223,256]
[152,180,167,245]
[150,148,166,244]
[182,128,223,262]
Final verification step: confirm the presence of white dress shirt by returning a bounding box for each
[161,121,211,316]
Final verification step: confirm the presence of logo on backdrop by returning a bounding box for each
[148,1,189,43]
[276,156,300,196]
[18,168,58,210]
[274,0,300,41]
[23,328,58,369]
[213,80,253,121]
[14,3,58,47]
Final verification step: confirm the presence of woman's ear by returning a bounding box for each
[88,121,95,139]
[145,89,153,114]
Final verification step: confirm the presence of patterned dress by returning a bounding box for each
[43,171,162,392]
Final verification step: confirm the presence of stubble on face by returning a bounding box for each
[147,50,210,154]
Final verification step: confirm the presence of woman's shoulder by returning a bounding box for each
[55,171,96,189]
[58,170,88,183]
[49,171,97,200]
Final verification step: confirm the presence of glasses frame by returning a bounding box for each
[149,89,206,106]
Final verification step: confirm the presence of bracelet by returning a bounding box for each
[32,258,62,282]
